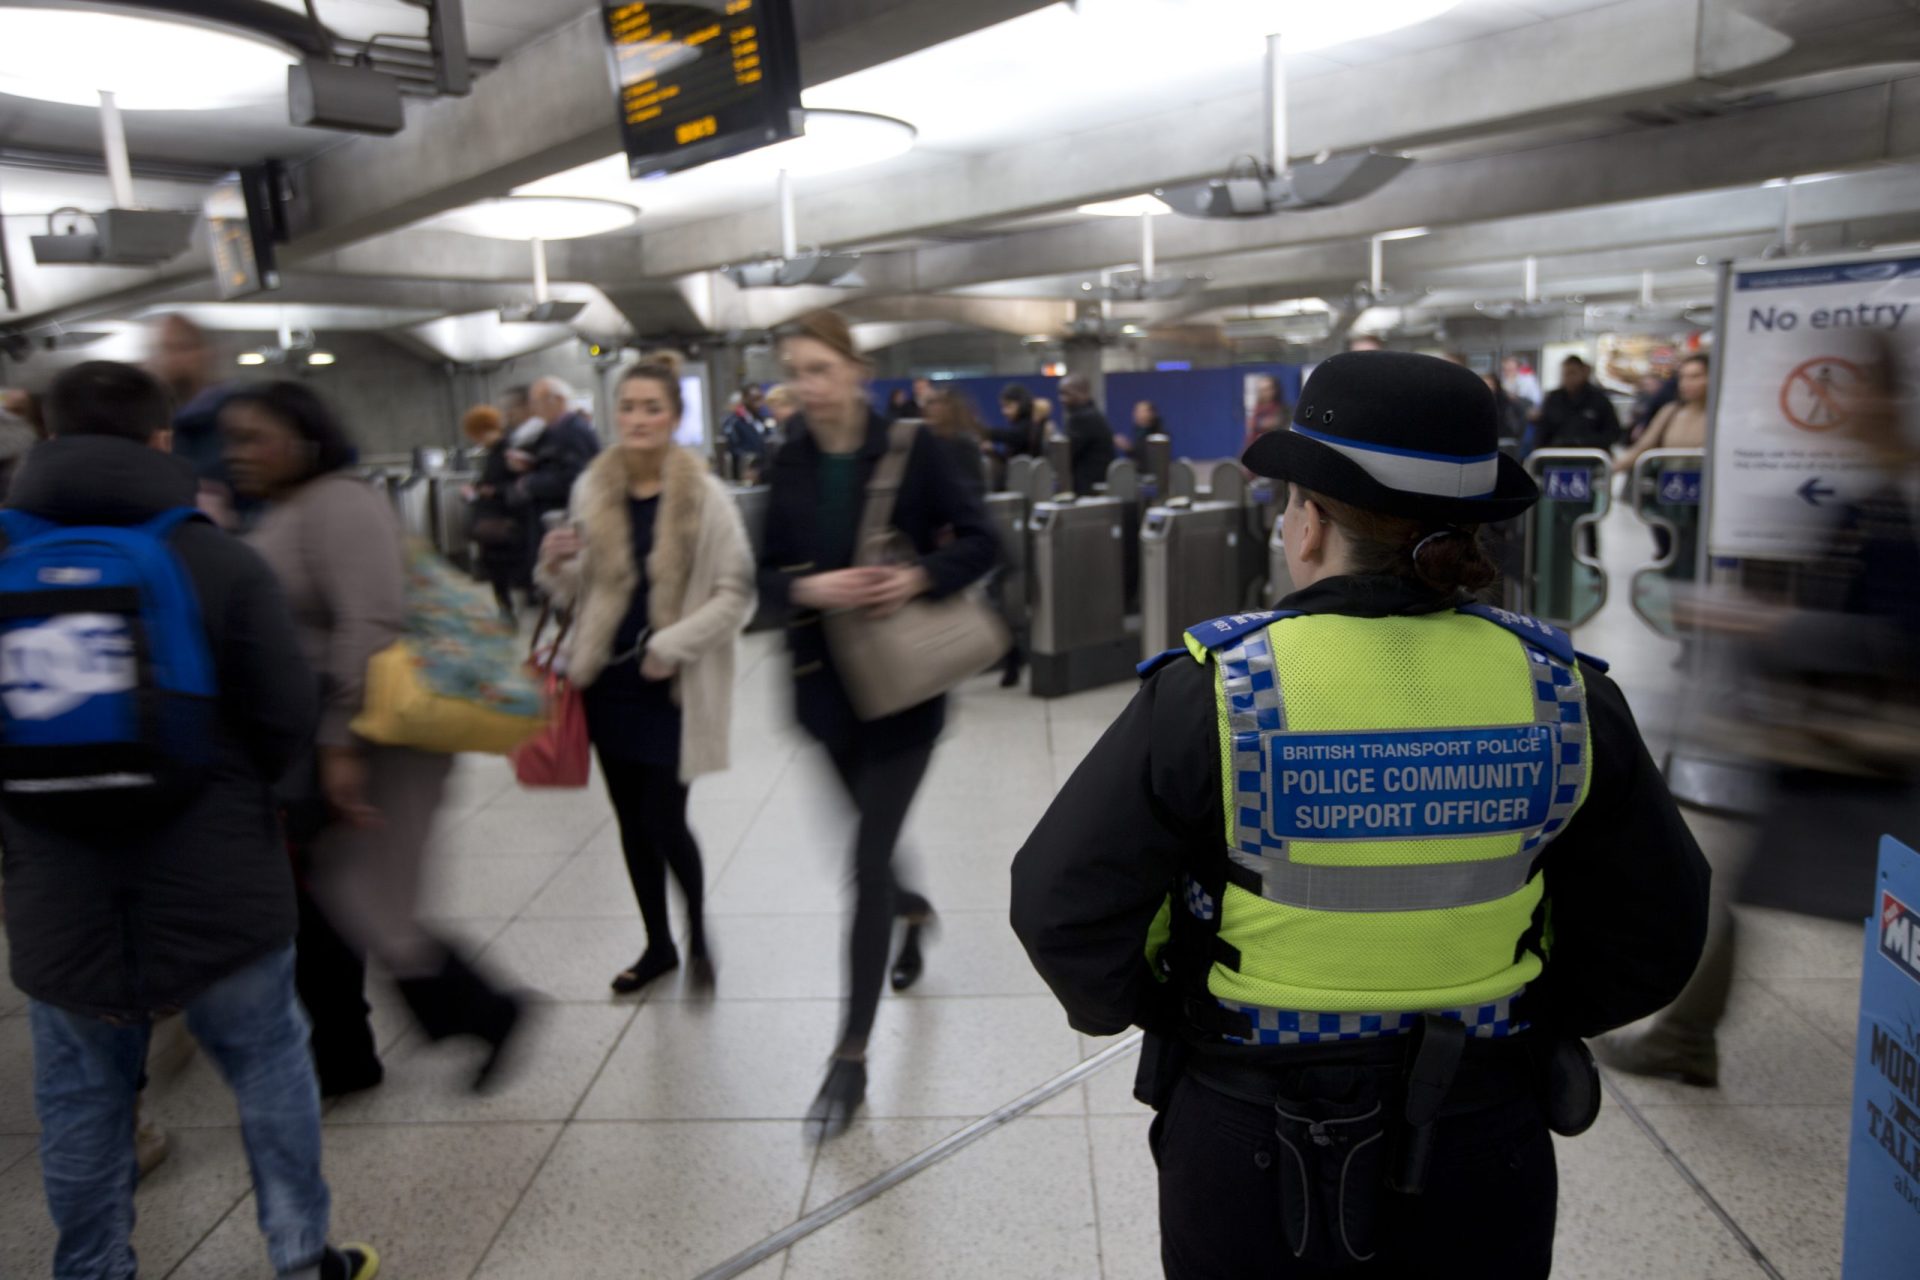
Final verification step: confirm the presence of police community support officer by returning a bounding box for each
[1011,352,1711,1278]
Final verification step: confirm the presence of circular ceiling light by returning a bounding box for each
[0,8,295,111]
[428,196,641,241]
[743,109,916,178]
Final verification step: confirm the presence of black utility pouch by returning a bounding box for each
[1543,1037,1601,1136]
[1272,1088,1391,1267]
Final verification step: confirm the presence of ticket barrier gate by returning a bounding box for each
[1627,449,1704,640]
[1522,449,1611,630]
[1242,479,1282,608]
[394,473,434,546]
[1139,434,1172,503]
[1045,436,1073,494]
[429,472,478,571]
[1169,458,1243,502]
[984,490,1030,639]
[1030,496,1136,696]
[1140,502,1246,659]
[1006,456,1054,507]
[731,485,777,632]
[1106,459,1142,613]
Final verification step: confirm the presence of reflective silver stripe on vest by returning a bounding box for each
[1218,625,1587,914]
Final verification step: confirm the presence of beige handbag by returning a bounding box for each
[823,420,1010,721]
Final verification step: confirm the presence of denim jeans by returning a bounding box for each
[29,944,332,1279]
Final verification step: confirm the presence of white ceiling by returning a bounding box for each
[0,0,596,167]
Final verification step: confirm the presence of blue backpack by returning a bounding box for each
[0,508,218,812]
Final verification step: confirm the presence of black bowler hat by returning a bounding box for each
[1242,351,1539,524]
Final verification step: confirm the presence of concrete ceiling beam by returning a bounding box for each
[281,0,1055,257]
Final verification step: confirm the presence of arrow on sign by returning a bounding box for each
[1797,477,1836,507]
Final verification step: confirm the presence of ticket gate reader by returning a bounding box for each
[429,472,477,570]
[1522,449,1611,630]
[1106,460,1143,613]
[1030,496,1137,696]
[1045,436,1073,494]
[1628,449,1704,640]
[1140,502,1246,659]
[984,490,1030,639]
[1139,434,1172,502]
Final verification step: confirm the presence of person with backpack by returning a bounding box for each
[0,361,377,1280]
[222,381,526,1095]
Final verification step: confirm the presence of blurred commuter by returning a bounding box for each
[1242,374,1286,457]
[1133,399,1166,439]
[990,384,1042,461]
[764,383,800,446]
[515,377,598,529]
[465,404,528,624]
[1501,355,1542,410]
[0,388,39,500]
[150,314,245,527]
[1523,355,1622,456]
[885,386,920,421]
[225,382,526,1095]
[1482,371,1530,448]
[536,360,755,996]
[1059,375,1116,496]
[1013,353,1710,1279]
[722,384,771,482]
[761,310,998,1139]
[1032,396,1056,441]
[3,362,377,1280]
[1617,354,1709,473]
[502,383,544,450]
[1602,340,1918,1088]
[923,389,990,496]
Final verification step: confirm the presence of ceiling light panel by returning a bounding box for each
[0,10,295,111]
[1078,195,1173,217]
[425,196,640,241]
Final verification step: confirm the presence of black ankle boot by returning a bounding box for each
[394,949,525,1093]
[806,1058,866,1143]
[999,646,1024,688]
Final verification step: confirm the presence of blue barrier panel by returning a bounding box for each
[1842,834,1920,1276]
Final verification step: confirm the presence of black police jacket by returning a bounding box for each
[1009,575,1712,1044]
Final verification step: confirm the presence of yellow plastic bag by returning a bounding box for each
[351,642,544,755]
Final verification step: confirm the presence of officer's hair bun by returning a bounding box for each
[1301,490,1500,600]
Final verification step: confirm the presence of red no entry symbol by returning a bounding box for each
[1779,356,1865,433]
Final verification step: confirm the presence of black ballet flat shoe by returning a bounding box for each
[610,947,680,996]
[688,941,717,995]
[805,1058,867,1143]
[891,923,929,992]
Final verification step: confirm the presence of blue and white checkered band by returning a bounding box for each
[1291,424,1499,500]
[1185,876,1217,923]
[1221,615,1588,913]
[1219,992,1528,1046]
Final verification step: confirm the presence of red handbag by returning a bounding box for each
[512,609,591,789]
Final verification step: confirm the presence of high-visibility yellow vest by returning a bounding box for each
[1158,604,1592,1045]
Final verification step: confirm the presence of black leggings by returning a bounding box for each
[599,753,706,955]
[826,737,935,1055]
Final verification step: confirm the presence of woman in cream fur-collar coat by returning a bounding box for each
[535,362,754,994]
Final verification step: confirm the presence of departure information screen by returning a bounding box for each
[601,0,803,179]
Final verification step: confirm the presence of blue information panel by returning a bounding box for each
[1843,836,1920,1277]
[1658,470,1703,505]
[1265,725,1559,840]
[1543,467,1593,503]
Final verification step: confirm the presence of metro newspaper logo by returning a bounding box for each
[1883,891,1920,988]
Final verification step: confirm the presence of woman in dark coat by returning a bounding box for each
[464,405,530,623]
[759,310,999,1139]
